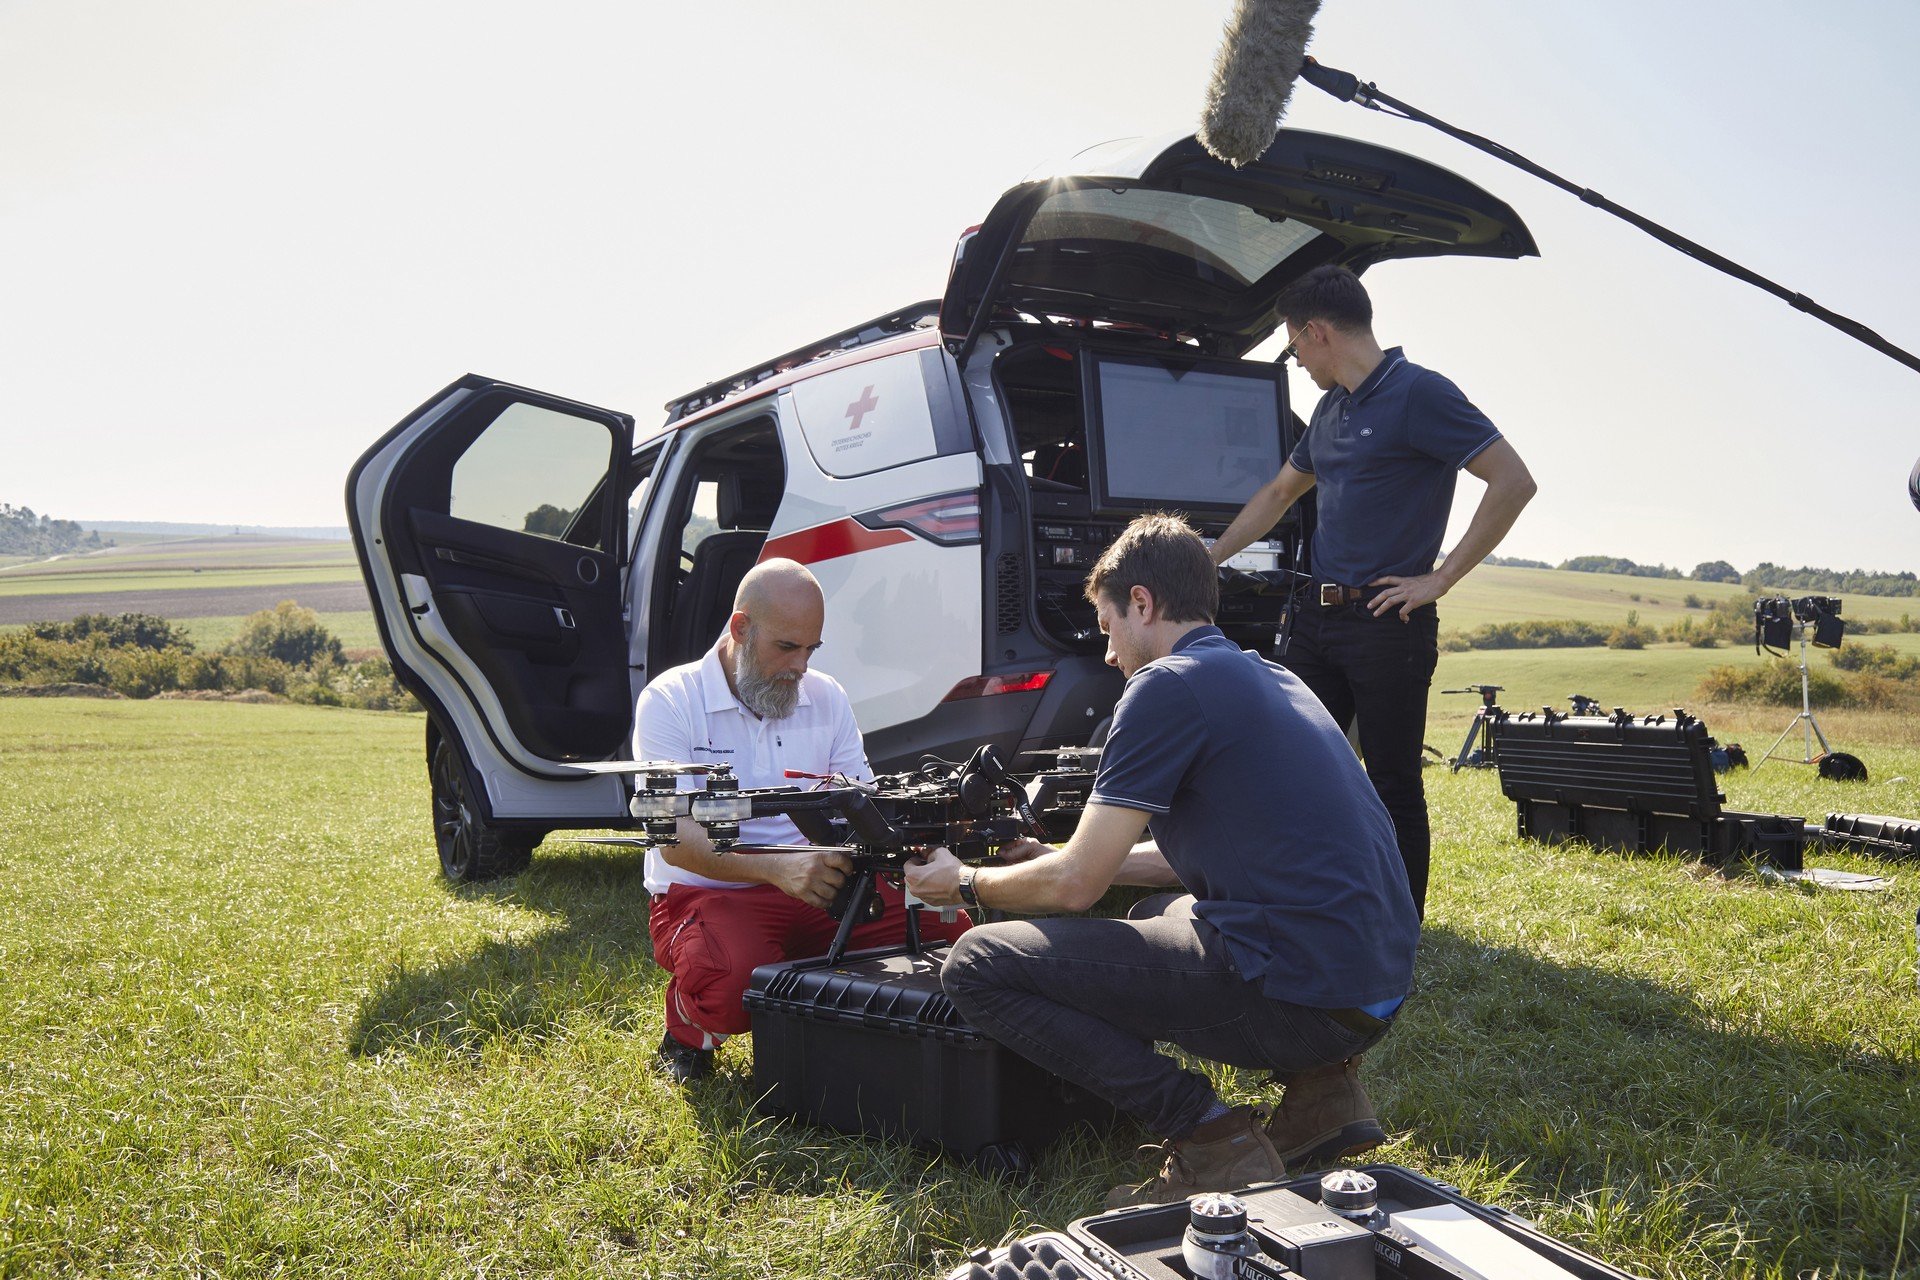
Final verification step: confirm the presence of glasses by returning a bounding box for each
[1279,322,1312,365]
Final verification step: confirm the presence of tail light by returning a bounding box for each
[942,670,1053,702]
[855,491,981,545]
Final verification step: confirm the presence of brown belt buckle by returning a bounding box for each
[1319,583,1344,607]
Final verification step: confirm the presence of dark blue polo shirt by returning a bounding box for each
[1088,626,1418,1008]
[1290,348,1500,587]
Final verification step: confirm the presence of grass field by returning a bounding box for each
[1439,566,1920,632]
[2,697,1918,1277]
[174,610,386,652]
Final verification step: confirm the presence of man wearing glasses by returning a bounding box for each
[1209,265,1536,919]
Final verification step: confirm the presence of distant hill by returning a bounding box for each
[77,521,350,542]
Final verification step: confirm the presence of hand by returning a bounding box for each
[768,848,852,911]
[1367,571,1449,621]
[904,846,964,908]
[995,837,1054,865]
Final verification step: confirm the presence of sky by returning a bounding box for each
[3,0,1917,573]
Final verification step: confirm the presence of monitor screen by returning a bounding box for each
[1087,354,1286,513]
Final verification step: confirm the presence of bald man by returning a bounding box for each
[637,558,971,1083]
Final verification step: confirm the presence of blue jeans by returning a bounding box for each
[1284,598,1441,915]
[941,894,1387,1137]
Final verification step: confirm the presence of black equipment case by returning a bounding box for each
[1820,812,1920,861]
[743,944,1115,1173]
[1487,708,1804,869]
[947,1164,1646,1279]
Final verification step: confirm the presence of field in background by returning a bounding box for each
[1,696,1914,1277]
[176,610,385,652]
[0,535,367,627]
[1439,565,1920,631]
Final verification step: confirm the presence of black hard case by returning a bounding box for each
[1488,710,1804,869]
[948,1164,1647,1280]
[742,944,1114,1169]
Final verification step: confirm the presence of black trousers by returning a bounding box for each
[1283,598,1440,915]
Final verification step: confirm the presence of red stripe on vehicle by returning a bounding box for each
[761,519,912,566]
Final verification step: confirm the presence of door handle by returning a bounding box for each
[554,607,576,629]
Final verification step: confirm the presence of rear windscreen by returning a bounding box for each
[1094,359,1283,509]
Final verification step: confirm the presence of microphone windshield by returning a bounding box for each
[1198,0,1324,168]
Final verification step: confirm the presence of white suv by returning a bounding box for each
[348,128,1534,879]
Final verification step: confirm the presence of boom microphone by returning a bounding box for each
[1198,0,1323,168]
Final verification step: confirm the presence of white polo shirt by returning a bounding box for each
[634,640,872,895]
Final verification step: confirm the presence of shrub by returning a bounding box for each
[1456,619,1608,650]
[1827,643,1920,681]
[1606,610,1655,650]
[1660,617,1720,648]
[1683,593,1704,609]
[1698,659,1852,707]
[226,601,343,669]
[25,612,194,652]
[182,652,293,695]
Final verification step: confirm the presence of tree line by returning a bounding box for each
[1482,553,1918,596]
[0,504,105,556]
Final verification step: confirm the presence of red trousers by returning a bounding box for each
[650,877,971,1050]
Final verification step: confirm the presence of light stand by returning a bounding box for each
[1442,685,1503,771]
[1754,619,1832,769]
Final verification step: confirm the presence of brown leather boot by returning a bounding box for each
[1104,1104,1285,1210]
[1264,1057,1385,1170]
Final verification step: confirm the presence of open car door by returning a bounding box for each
[348,376,637,853]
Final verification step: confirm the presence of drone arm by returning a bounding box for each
[656,817,852,910]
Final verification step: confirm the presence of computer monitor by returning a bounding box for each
[1080,350,1290,519]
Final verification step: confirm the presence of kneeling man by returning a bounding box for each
[641,558,970,1083]
[907,516,1417,1205]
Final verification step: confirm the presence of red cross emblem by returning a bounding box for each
[846,385,879,431]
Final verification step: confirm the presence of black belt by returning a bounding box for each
[1326,1005,1391,1034]
[1316,582,1374,607]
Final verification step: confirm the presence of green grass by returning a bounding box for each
[3,697,1918,1276]
[175,610,383,652]
[0,566,360,598]
[1441,567,1920,632]
[0,536,355,577]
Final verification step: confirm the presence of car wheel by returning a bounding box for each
[430,738,536,881]
[971,1142,1033,1179]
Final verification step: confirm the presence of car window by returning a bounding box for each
[449,403,617,551]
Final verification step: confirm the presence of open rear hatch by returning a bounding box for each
[940,128,1537,358]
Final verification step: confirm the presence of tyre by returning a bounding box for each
[430,737,537,881]
[971,1142,1033,1179]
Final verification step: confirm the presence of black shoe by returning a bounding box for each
[656,1031,715,1084]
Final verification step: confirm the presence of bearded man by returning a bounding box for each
[636,558,971,1083]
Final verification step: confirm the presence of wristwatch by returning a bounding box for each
[956,868,980,909]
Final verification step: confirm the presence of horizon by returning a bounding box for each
[14,514,1914,580]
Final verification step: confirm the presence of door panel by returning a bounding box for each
[408,508,628,760]
[349,376,637,802]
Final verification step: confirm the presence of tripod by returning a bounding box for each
[1442,685,1503,771]
[1755,620,1833,769]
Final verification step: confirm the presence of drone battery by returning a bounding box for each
[743,944,1115,1170]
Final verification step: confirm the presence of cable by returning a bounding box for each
[1299,58,1920,377]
